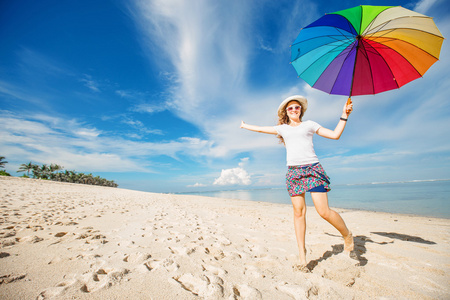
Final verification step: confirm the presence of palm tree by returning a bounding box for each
[0,156,8,169]
[17,162,34,176]
[40,164,50,179]
[49,163,63,173]
[54,172,65,182]
[84,174,94,185]
[31,164,41,178]
[67,170,78,183]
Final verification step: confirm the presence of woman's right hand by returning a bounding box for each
[240,121,245,128]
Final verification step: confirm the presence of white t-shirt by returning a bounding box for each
[274,121,322,166]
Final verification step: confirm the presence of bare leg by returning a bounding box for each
[311,192,354,251]
[291,194,307,265]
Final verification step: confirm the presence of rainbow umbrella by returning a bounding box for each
[291,5,444,105]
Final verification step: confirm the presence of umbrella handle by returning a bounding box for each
[346,98,352,115]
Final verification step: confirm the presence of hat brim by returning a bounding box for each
[277,95,308,117]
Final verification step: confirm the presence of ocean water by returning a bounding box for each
[180,180,450,219]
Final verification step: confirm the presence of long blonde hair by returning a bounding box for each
[276,100,304,144]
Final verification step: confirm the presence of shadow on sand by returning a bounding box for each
[370,232,436,244]
[307,232,436,271]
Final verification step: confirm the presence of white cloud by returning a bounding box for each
[213,167,251,186]
[213,158,251,186]
[258,37,274,53]
[80,74,100,92]
[238,157,249,167]
[74,129,101,138]
[0,110,218,173]
[414,0,438,14]
[187,182,206,188]
[120,117,164,136]
[0,80,48,107]
[115,90,134,98]
[130,0,252,121]
[131,102,167,114]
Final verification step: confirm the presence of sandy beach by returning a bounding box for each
[0,176,449,299]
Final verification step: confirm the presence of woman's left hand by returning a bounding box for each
[344,99,353,117]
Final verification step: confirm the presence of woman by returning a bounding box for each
[240,95,354,272]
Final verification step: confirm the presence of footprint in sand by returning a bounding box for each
[233,284,262,300]
[313,253,361,287]
[277,281,319,300]
[142,258,179,272]
[19,235,44,244]
[79,267,130,293]
[215,235,232,246]
[0,238,16,248]
[54,232,67,238]
[202,264,227,276]
[169,246,195,256]
[0,228,16,238]
[36,279,79,299]
[204,246,225,260]
[172,273,224,298]
[243,265,264,279]
[37,267,130,298]
[122,251,151,264]
[0,273,27,284]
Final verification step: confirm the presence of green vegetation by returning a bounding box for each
[0,157,11,176]
[21,163,118,187]
[0,156,8,169]
[0,156,118,187]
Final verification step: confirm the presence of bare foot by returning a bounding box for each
[344,231,354,252]
[298,248,307,265]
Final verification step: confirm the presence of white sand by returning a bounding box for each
[0,176,449,299]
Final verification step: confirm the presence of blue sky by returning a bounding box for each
[1,0,449,193]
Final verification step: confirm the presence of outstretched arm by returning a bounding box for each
[240,121,278,135]
[316,100,353,140]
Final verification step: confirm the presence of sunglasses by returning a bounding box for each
[286,105,301,111]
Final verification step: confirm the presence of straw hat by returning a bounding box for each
[277,95,308,117]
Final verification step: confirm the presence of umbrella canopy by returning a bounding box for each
[291,5,444,97]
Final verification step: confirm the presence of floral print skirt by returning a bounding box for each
[286,162,331,197]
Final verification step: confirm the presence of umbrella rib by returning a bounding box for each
[349,6,365,96]
[349,44,359,97]
[298,42,354,79]
[357,42,378,94]
[366,29,443,60]
[291,40,350,66]
[291,35,349,48]
[363,38,429,79]
[291,37,348,60]
[365,27,444,43]
[334,27,355,41]
[291,26,354,48]
[291,32,354,64]
[363,40,398,92]
[364,16,441,37]
[291,27,356,71]
[328,44,357,95]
